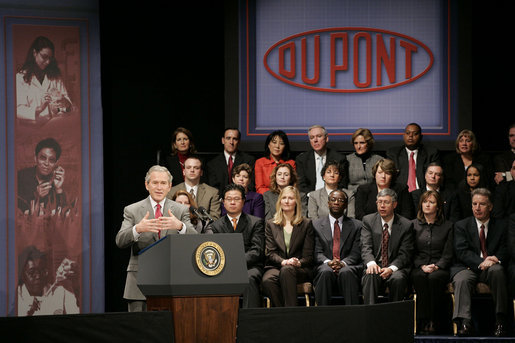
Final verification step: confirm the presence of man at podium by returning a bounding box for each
[209,184,265,308]
[116,165,197,312]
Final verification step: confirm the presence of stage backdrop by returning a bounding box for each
[240,0,458,144]
[0,0,104,316]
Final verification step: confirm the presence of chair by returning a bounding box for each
[263,282,314,307]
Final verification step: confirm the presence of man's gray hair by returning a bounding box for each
[145,165,173,183]
[308,124,328,136]
[471,187,492,203]
[377,188,398,202]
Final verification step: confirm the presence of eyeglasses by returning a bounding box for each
[224,197,242,202]
[329,197,346,203]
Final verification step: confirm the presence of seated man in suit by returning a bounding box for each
[492,159,515,219]
[169,156,221,220]
[361,188,415,304]
[208,184,265,308]
[115,165,197,312]
[493,123,515,184]
[386,123,440,192]
[296,125,347,194]
[313,190,362,305]
[451,188,509,337]
[410,162,460,222]
[508,213,515,301]
[206,128,255,196]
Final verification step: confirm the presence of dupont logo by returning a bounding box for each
[263,27,434,93]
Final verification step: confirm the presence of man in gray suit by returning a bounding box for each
[361,188,414,304]
[313,190,362,305]
[116,165,197,312]
[169,156,221,220]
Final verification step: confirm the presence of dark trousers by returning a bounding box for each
[411,268,450,321]
[362,268,409,305]
[261,265,311,307]
[313,264,362,305]
[242,267,263,308]
[452,264,508,321]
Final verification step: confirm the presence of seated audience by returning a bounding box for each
[163,127,201,185]
[254,130,295,194]
[361,188,415,304]
[296,125,347,194]
[263,163,307,220]
[313,190,362,306]
[386,123,440,192]
[346,128,383,192]
[262,186,314,307]
[451,188,509,337]
[171,189,212,234]
[206,128,255,196]
[307,160,355,219]
[443,129,493,191]
[492,159,515,219]
[508,213,515,300]
[355,159,415,220]
[221,163,265,218]
[454,163,488,221]
[411,191,453,335]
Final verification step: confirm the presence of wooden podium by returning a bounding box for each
[137,234,248,343]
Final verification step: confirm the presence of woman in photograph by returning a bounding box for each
[171,189,211,234]
[261,186,314,307]
[346,128,383,192]
[164,127,200,185]
[17,36,72,122]
[221,163,264,218]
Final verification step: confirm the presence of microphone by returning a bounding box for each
[189,206,204,219]
[198,206,215,222]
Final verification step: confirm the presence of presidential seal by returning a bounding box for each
[195,241,225,276]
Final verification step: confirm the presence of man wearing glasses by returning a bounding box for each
[208,184,265,308]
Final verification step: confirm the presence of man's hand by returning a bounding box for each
[379,267,393,279]
[53,166,65,193]
[366,263,381,274]
[480,256,499,270]
[157,209,184,231]
[135,211,162,233]
[328,258,344,272]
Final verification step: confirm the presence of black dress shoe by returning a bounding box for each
[457,322,475,337]
[494,323,507,337]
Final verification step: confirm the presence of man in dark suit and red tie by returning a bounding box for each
[360,188,415,305]
[313,190,362,305]
[451,188,509,337]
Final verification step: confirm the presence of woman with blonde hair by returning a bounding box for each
[261,186,314,307]
[346,128,383,192]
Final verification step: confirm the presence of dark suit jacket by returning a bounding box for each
[295,147,348,193]
[361,213,415,270]
[412,218,454,269]
[386,144,440,190]
[442,152,494,191]
[410,186,460,222]
[451,216,508,278]
[354,181,415,220]
[265,218,314,269]
[209,213,265,269]
[313,215,362,266]
[221,190,265,219]
[509,213,515,262]
[493,180,515,219]
[115,197,197,300]
[206,151,256,196]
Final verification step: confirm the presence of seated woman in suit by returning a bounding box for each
[221,163,265,218]
[443,129,493,191]
[411,190,453,335]
[346,128,383,192]
[163,127,199,185]
[263,163,307,220]
[254,130,295,194]
[171,189,212,234]
[454,163,488,221]
[307,160,355,219]
[262,186,314,307]
[354,158,415,220]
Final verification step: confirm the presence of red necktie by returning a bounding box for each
[480,224,487,259]
[408,151,417,192]
[156,203,163,238]
[227,155,234,183]
[333,220,341,260]
[381,223,389,268]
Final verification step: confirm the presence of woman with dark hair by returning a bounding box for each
[443,129,493,191]
[411,190,453,335]
[221,163,265,218]
[17,36,72,122]
[254,130,295,194]
[354,158,415,220]
[171,189,212,234]
[164,127,200,185]
[263,163,307,220]
[454,163,488,221]
[346,128,383,192]
[262,186,314,307]
[307,160,355,219]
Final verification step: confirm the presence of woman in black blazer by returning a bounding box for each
[261,186,314,307]
[411,190,453,335]
[354,158,415,220]
[454,163,488,221]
